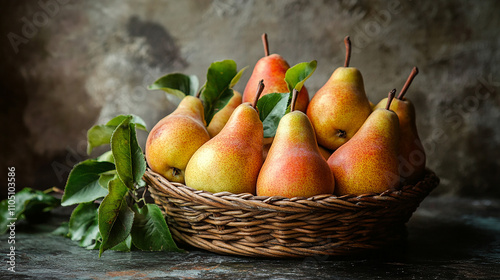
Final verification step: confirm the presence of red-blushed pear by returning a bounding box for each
[374,67,426,183]
[256,89,335,198]
[184,81,265,195]
[242,33,309,112]
[307,36,372,150]
[207,90,242,138]
[328,89,400,196]
[145,95,210,184]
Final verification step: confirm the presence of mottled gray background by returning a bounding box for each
[1,0,499,198]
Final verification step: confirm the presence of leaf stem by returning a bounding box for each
[44,186,64,195]
[397,66,419,100]
[252,80,265,109]
[141,185,148,204]
[290,89,299,112]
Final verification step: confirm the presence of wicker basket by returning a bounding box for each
[144,168,439,258]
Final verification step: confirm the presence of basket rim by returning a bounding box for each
[144,168,439,213]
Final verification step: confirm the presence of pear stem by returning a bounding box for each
[262,33,269,56]
[386,89,397,110]
[344,36,351,67]
[290,89,299,112]
[195,89,202,98]
[397,66,419,100]
[252,79,265,109]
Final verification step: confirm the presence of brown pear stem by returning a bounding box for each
[262,33,269,56]
[290,89,299,112]
[344,36,351,67]
[251,79,265,109]
[397,66,419,100]
[386,89,397,110]
[195,89,202,98]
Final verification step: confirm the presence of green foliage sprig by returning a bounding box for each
[61,114,184,256]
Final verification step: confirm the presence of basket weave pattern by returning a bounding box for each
[145,169,439,258]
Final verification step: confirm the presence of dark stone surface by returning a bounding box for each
[2,196,499,279]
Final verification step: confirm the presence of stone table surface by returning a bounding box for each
[2,196,500,280]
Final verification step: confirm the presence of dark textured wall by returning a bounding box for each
[1,0,499,198]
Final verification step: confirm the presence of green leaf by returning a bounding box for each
[87,115,147,155]
[200,60,239,124]
[22,194,60,222]
[0,188,60,234]
[130,123,147,186]
[87,232,102,250]
[52,222,69,237]
[61,159,115,206]
[131,204,184,252]
[257,92,290,138]
[98,177,134,257]
[229,66,248,88]
[285,60,317,93]
[87,125,116,155]
[148,73,199,98]
[98,173,115,189]
[96,150,114,163]
[110,235,133,252]
[111,117,147,190]
[106,114,147,131]
[68,202,100,248]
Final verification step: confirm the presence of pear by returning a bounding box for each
[328,89,400,196]
[307,36,372,150]
[318,145,333,161]
[185,81,265,194]
[256,89,335,198]
[374,67,426,183]
[207,90,242,138]
[145,95,210,184]
[369,100,376,110]
[243,33,309,112]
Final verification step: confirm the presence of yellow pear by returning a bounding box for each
[185,81,265,194]
[307,36,372,150]
[257,90,334,198]
[374,67,426,183]
[145,96,210,184]
[328,89,400,196]
[207,90,242,138]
